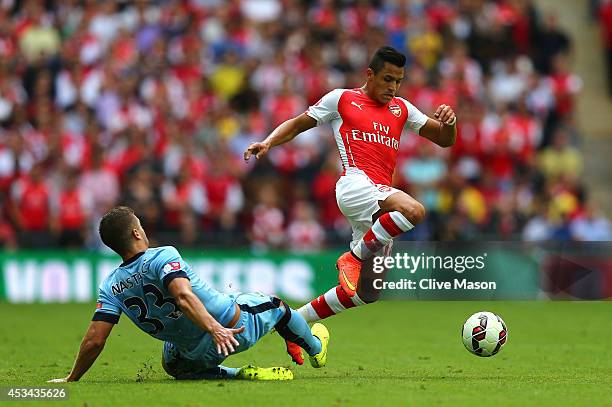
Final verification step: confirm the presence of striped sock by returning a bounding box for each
[352,211,413,260]
[350,292,367,306]
[297,285,358,323]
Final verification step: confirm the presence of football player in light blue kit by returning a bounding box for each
[48,206,329,382]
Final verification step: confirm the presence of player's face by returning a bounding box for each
[367,63,404,104]
[133,216,149,247]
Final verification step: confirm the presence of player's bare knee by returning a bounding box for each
[399,202,426,225]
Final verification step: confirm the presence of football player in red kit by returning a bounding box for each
[244,46,456,363]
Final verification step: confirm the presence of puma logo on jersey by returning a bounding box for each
[351,101,365,110]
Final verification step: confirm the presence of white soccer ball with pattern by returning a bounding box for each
[462,311,508,357]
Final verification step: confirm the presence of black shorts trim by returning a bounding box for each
[238,296,281,314]
[92,312,120,324]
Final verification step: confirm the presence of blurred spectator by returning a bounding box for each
[400,141,446,210]
[311,152,347,235]
[487,56,531,106]
[600,0,612,96]
[438,42,482,101]
[211,50,245,101]
[51,169,92,248]
[0,132,25,192]
[408,18,443,71]
[265,78,306,129]
[17,1,61,63]
[0,198,16,250]
[287,201,325,253]
[204,153,244,234]
[571,204,612,241]
[401,142,447,186]
[456,180,488,226]
[161,163,208,229]
[538,128,582,179]
[10,163,51,247]
[122,165,161,230]
[249,184,284,252]
[534,13,571,75]
[523,204,552,241]
[79,149,119,218]
[547,54,582,128]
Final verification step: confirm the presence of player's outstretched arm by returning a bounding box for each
[48,320,114,382]
[418,104,457,148]
[243,113,317,161]
[168,278,245,356]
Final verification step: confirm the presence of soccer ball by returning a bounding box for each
[462,311,508,357]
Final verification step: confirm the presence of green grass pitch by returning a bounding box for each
[1,301,610,406]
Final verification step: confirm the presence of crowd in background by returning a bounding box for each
[598,0,612,97]
[0,0,610,253]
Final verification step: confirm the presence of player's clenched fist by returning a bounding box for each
[244,141,271,161]
[433,104,457,126]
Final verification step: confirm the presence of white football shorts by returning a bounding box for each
[335,168,400,250]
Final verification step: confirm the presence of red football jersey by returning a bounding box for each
[306,88,428,185]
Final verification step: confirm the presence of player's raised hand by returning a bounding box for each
[212,324,245,356]
[243,141,270,161]
[433,104,456,126]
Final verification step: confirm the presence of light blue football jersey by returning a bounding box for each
[93,246,236,350]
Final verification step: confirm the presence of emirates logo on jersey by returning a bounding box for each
[388,104,401,117]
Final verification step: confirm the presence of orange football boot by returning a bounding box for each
[336,251,362,297]
[285,339,304,365]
